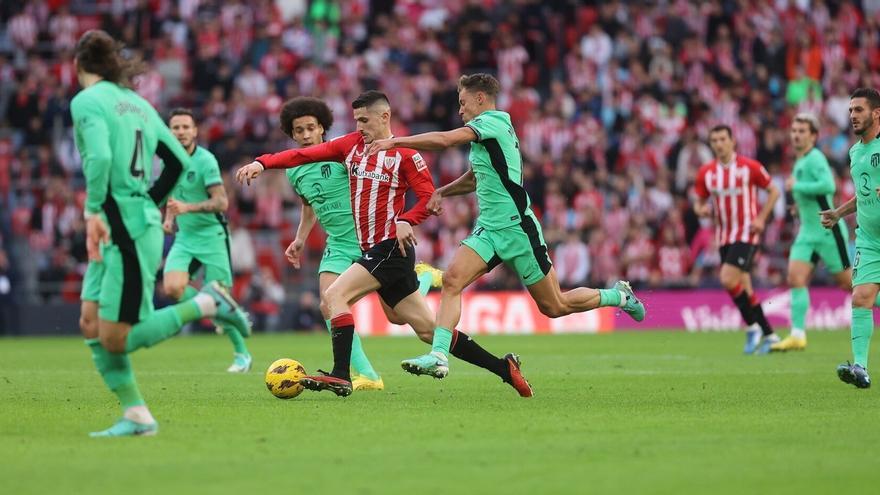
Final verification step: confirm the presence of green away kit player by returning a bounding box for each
[73,30,251,437]
[161,108,251,373]
[364,74,644,391]
[821,88,880,388]
[277,96,440,391]
[775,114,852,352]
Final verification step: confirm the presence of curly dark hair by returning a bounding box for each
[279,97,334,137]
[75,30,146,89]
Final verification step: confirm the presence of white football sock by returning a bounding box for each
[193,293,217,318]
[790,328,806,339]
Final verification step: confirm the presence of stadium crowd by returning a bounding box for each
[2,0,880,330]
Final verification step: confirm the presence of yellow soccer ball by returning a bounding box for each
[265,358,307,399]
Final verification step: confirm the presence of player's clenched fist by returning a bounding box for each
[426,190,443,215]
[235,161,264,185]
[819,209,839,229]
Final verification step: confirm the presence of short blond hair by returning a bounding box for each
[793,112,820,136]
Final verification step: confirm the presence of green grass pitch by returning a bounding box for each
[2,330,879,494]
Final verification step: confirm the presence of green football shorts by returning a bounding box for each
[853,230,880,286]
[80,259,103,302]
[318,242,362,275]
[98,225,164,324]
[164,236,233,286]
[462,213,552,286]
[789,224,850,274]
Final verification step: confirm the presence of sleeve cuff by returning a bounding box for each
[465,123,482,142]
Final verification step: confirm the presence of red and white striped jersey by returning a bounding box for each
[694,154,772,246]
[256,132,434,251]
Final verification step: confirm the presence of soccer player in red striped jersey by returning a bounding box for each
[694,125,781,354]
[236,91,531,397]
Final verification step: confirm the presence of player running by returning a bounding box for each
[279,96,441,391]
[237,91,532,398]
[161,108,252,372]
[73,30,250,437]
[694,125,781,354]
[821,87,880,388]
[773,114,851,352]
[364,73,645,377]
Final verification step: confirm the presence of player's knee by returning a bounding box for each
[164,281,185,301]
[719,271,739,290]
[99,332,127,353]
[79,314,97,338]
[787,272,806,288]
[852,288,876,308]
[441,269,468,293]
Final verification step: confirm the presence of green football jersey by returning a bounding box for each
[172,145,227,240]
[849,134,880,243]
[72,80,190,240]
[465,110,533,230]
[286,161,360,250]
[792,147,840,239]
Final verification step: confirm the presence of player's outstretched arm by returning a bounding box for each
[286,204,317,269]
[365,127,478,155]
[237,133,357,185]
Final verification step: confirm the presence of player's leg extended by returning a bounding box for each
[394,289,533,397]
[202,254,251,372]
[320,271,380,387]
[300,263,381,396]
[432,244,490,359]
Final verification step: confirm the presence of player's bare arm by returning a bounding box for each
[167,184,228,215]
[286,204,317,269]
[694,197,712,217]
[751,183,780,234]
[427,170,477,214]
[821,196,857,228]
[365,127,478,156]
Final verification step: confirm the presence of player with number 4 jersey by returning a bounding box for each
[73,30,250,437]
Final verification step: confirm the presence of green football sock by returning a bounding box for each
[125,305,190,352]
[851,307,874,368]
[598,288,622,307]
[875,293,880,307]
[86,339,145,409]
[325,319,378,380]
[224,327,249,355]
[417,272,433,296]
[431,326,453,356]
[790,287,809,331]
